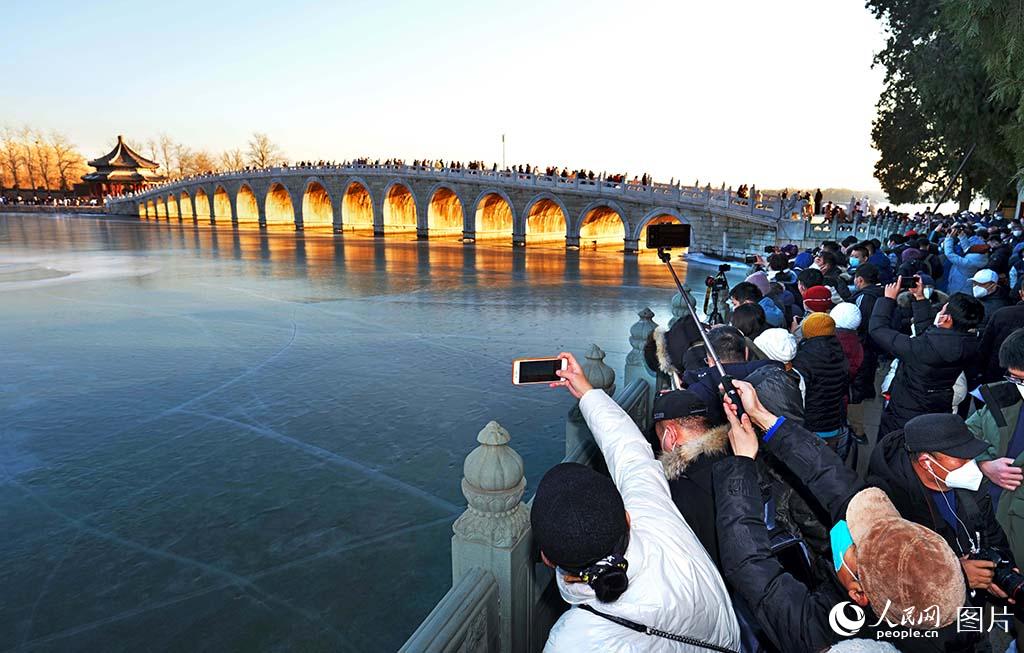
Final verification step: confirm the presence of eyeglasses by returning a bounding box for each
[1004,374,1024,387]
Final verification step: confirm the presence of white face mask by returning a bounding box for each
[973,285,990,298]
[923,287,934,299]
[927,458,983,492]
[1014,230,1022,238]
[809,262,821,270]
[1016,385,1024,401]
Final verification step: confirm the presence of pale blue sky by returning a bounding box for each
[2,0,888,190]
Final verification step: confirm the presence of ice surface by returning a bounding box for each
[0,213,741,652]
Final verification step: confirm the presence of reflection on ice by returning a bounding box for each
[0,213,741,651]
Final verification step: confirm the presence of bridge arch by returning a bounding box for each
[264,180,295,226]
[575,200,628,248]
[236,183,260,224]
[523,193,570,245]
[301,177,335,229]
[167,195,179,220]
[472,189,515,241]
[138,202,146,219]
[213,185,232,222]
[382,180,417,232]
[341,177,374,230]
[425,183,465,237]
[194,187,211,220]
[179,191,194,220]
[635,207,689,251]
[155,196,167,220]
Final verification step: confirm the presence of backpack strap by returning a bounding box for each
[577,605,739,653]
[979,384,1008,429]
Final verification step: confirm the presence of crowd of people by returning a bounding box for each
[533,208,1024,652]
[0,193,99,206]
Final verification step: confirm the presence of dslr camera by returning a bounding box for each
[970,548,1024,615]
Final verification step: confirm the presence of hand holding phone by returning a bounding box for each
[513,357,568,385]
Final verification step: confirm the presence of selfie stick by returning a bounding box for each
[657,248,745,419]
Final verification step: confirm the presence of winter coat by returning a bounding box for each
[834,329,863,383]
[867,252,894,284]
[894,289,948,336]
[823,268,851,300]
[977,303,1024,384]
[758,296,784,328]
[681,359,774,413]
[744,361,804,425]
[869,297,980,432]
[977,285,1013,333]
[714,419,868,652]
[545,389,740,653]
[849,284,886,403]
[968,381,1024,567]
[943,236,989,296]
[867,428,1010,561]
[793,336,850,433]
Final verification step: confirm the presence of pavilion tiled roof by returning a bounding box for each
[87,135,161,170]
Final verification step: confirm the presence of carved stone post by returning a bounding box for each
[452,421,532,653]
[566,345,616,456]
[625,308,658,387]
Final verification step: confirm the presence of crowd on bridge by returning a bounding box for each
[535,206,1024,652]
[0,193,99,207]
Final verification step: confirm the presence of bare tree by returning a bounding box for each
[191,150,216,174]
[50,132,85,191]
[146,138,158,166]
[158,134,176,178]
[0,127,22,188]
[246,133,283,168]
[33,132,54,190]
[220,148,245,171]
[19,127,38,190]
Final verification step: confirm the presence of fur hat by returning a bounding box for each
[846,488,964,628]
[830,302,862,331]
[802,312,836,339]
[803,285,833,313]
[754,328,797,362]
[745,271,771,296]
[644,318,703,377]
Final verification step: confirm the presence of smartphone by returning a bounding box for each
[512,357,568,385]
[744,254,758,264]
[900,276,918,289]
[646,223,691,249]
[764,245,776,254]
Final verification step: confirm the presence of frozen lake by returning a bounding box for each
[0,213,734,652]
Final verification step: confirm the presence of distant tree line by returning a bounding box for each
[119,132,286,180]
[0,126,88,191]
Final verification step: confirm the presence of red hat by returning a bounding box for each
[904,229,918,237]
[803,285,833,313]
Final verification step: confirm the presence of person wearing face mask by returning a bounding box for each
[714,381,971,652]
[870,282,983,434]
[893,274,948,336]
[971,269,1012,332]
[867,412,1012,637]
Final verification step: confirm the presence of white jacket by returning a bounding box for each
[544,389,740,653]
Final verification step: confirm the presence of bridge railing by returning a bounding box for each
[399,310,659,653]
[106,164,807,226]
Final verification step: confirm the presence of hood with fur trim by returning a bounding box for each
[896,289,948,310]
[659,424,730,480]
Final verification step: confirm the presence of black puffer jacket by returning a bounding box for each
[977,303,1024,384]
[978,285,1013,332]
[793,336,849,433]
[849,284,886,403]
[744,362,804,425]
[715,419,964,653]
[870,296,979,431]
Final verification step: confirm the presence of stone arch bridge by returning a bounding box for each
[106,163,805,255]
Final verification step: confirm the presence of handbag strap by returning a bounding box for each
[578,604,739,653]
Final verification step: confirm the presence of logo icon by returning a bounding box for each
[829,601,866,637]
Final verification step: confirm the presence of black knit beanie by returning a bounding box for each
[531,463,627,569]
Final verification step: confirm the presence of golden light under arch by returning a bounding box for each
[383,183,417,232]
[342,181,374,230]
[474,193,513,240]
[194,188,211,219]
[155,198,167,220]
[264,183,294,226]
[213,186,232,221]
[138,203,146,219]
[302,182,334,228]
[166,196,179,220]
[236,185,259,223]
[525,198,567,244]
[427,187,464,236]
[179,191,193,220]
[579,206,626,248]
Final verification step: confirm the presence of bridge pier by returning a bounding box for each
[417,227,429,240]
[565,235,580,249]
[624,237,639,254]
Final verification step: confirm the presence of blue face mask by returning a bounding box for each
[830,520,854,573]
[849,257,860,269]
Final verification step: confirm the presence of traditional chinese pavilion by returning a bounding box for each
[82,135,165,198]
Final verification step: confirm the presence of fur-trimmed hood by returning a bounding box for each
[896,289,948,310]
[659,424,730,480]
[650,325,679,376]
